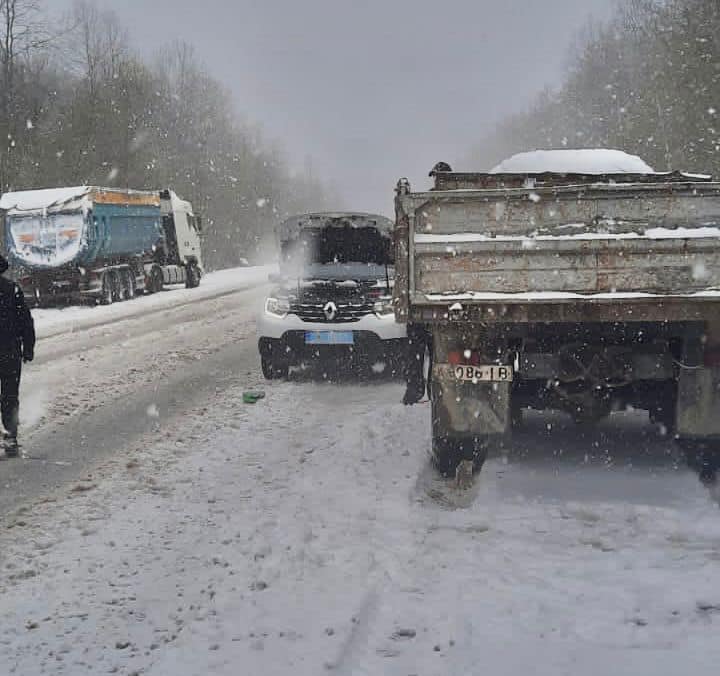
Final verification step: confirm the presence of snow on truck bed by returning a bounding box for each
[415,226,720,243]
[426,290,720,303]
[32,265,273,339]
[489,149,656,174]
[0,186,91,214]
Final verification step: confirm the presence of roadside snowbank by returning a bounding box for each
[1,377,719,675]
[32,265,274,339]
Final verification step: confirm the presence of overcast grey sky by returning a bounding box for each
[60,0,616,214]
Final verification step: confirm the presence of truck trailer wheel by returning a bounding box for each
[146,267,164,294]
[118,269,134,300]
[100,271,114,305]
[648,382,677,433]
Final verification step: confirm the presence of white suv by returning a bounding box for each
[257,213,407,378]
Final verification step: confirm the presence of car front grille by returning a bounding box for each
[291,301,374,323]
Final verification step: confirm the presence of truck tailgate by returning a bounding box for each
[395,180,720,311]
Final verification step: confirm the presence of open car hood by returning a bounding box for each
[278,211,395,272]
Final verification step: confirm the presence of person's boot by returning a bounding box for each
[4,433,19,457]
[3,406,19,456]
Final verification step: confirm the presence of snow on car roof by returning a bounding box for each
[0,186,91,213]
[490,149,655,175]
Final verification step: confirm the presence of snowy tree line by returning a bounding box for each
[0,0,337,269]
[470,0,720,175]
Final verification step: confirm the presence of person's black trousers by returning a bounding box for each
[0,354,21,437]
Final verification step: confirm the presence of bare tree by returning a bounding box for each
[0,0,334,267]
[0,0,50,188]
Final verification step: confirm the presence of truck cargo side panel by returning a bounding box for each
[413,186,720,237]
[88,203,162,266]
[401,189,720,301]
[415,244,720,296]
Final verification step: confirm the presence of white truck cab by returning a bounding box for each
[157,189,203,288]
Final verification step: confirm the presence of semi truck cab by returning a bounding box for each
[158,190,203,288]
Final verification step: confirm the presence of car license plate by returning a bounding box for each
[305,331,355,345]
[454,365,513,382]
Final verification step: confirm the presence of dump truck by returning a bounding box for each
[0,186,203,305]
[393,150,720,479]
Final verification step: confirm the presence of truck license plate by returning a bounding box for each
[305,331,355,345]
[454,365,513,382]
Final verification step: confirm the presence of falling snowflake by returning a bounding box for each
[692,259,709,281]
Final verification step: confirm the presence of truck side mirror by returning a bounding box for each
[195,216,203,233]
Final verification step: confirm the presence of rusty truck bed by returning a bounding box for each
[394,172,720,324]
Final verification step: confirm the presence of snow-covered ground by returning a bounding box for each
[1,373,719,675]
[32,265,274,339]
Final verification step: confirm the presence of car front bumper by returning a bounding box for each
[257,311,407,368]
[257,310,407,341]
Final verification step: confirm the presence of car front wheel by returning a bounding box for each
[261,356,289,380]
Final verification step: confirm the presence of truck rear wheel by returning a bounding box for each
[146,267,164,294]
[677,439,720,484]
[261,356,289,380]
[431,432,488,477]
[185,264,201,289]
[101,271,114,305]
[431,407,487,477]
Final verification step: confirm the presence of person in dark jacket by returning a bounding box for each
[0,255,35,455]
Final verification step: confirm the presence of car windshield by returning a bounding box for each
[3,1,720,675]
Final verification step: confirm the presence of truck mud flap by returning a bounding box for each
[431,363,511,437]
[677,367,720,438]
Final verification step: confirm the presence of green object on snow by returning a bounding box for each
[243,390,266,404]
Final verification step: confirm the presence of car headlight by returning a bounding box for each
[373,298,395,317]
[265,296,290,317]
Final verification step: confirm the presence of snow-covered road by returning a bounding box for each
[2,340,720,675]
[0,266,272,514]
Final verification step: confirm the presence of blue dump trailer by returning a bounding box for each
[0,187,203,305]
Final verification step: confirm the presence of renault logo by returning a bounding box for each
[323,301,338,321]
